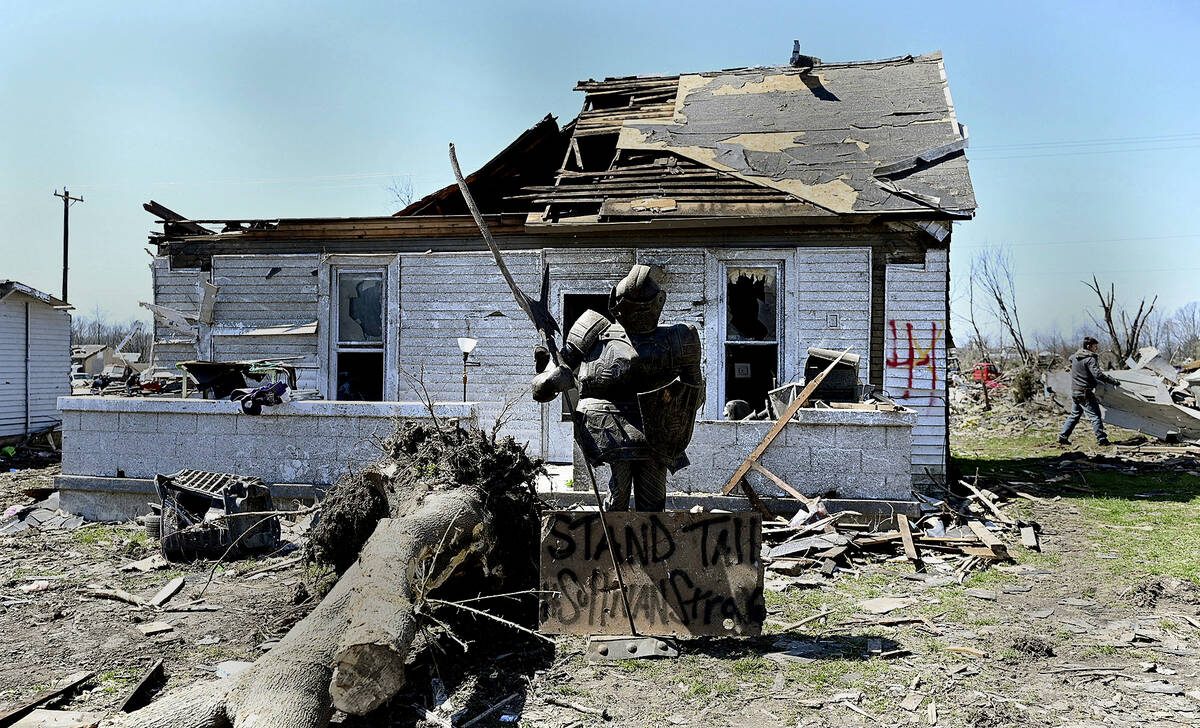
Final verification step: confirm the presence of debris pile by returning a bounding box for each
[760,476,1038,585]
[1048,347,1200,443]
[0,492,84,535]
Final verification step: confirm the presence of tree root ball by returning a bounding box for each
[110,419,546,728]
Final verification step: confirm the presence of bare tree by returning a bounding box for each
[386,175,415,211]
[965,275,991,410]
[1083,275,1157,363]
[72,309,151,355]
[1168,302,1200,361]
[972,246,1031,364]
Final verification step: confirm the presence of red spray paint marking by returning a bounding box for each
[886,320,940,399]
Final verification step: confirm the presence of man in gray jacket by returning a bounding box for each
[1058,336,1120,446]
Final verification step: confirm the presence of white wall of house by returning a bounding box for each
[149,243,945,475]
[0,290,71,438]
[884,248,949,479]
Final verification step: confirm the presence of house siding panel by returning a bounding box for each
[884,247,949,482]
[0,292,70,437]
[398,251,543,452]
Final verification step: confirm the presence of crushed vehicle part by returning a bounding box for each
[155,469,281,561]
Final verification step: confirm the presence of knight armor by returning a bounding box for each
[531,264,705,511]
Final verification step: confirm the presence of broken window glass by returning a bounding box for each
[338,272,383,343]
[726,267,777,341]
[723,265,780,417]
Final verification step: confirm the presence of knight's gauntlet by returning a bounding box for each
[532,364,576,403]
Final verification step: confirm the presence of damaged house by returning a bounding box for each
[58,49,975,518]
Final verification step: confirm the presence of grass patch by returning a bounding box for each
[1070,472,1200,583]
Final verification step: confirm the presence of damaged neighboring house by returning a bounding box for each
[1,281,71,441]
[58,49,975,517]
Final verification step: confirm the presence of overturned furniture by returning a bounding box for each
[155,469,281,560]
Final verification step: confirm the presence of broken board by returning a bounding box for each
[538,510,764,637]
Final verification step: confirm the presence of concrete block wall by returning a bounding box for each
[58,397,477,487]
[574,406,916,501]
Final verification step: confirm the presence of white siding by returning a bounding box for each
[884,248,949,480]
[149,257,203,369]
[211,255,321,388]
[0,292,71,437]
[793,247,873,381]
[397,251,543,451]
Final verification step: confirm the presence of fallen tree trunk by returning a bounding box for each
[106,421,543,728]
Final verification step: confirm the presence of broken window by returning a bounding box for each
[335,271,385,400]
[724,266,780,416]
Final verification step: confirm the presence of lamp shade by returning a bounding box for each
[456,337,478,354]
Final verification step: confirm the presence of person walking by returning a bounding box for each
[1058,336,1119,446]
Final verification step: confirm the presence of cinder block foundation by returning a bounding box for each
[574,406,917,500]
[56,396,477,520]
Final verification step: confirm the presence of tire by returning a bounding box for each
[144,514,161,542]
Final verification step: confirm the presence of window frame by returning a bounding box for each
[318,254,401,401]
[704,250,794,420]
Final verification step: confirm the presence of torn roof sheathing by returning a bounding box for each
[528,51,976,224]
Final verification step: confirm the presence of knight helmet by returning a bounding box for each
[608,264,665,335]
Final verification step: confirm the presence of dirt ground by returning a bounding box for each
[3,398,1200,727]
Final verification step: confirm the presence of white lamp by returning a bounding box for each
[457,338,478,401]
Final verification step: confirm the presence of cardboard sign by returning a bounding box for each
[538,510,765,636]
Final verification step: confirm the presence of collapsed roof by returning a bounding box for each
[403,51,976,226]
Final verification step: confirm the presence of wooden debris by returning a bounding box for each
[460,693,520,728]
[136,621,174,636]
[900,692,925,711]
[777,608,833,632]
[1020,525,1040,551]
[962,480,1015,525]
[542,696,608,719]
[116,659,164,713]
[84,586,148,608]
[966,521,1010,559]
[946,645,987,658]
[897,514,924,572]
[148,577,185,608]
[0,671,93,728]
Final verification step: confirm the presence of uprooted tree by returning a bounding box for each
[106,419,544,728]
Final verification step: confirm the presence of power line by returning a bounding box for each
[972,131,1200,152]
[954,233,1199,250]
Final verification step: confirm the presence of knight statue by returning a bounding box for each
[532,265,704,512]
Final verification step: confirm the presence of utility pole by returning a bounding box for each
[53,187,83,303]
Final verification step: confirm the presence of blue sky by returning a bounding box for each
[2,0,1197,340]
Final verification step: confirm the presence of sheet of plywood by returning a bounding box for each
[538,510,764,637]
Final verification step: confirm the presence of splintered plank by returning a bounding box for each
[116,659,164,713]
[0,672,93,728]
[966,521,1010,559]
[963,481,1015,524]
[897,514,924,572]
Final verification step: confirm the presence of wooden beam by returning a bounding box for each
[966,521,1009,559]
[117,659,164,713]
[721,348,853,496]
[897,514,924,572]
[749,462,815,505]
[0,672,93,728]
